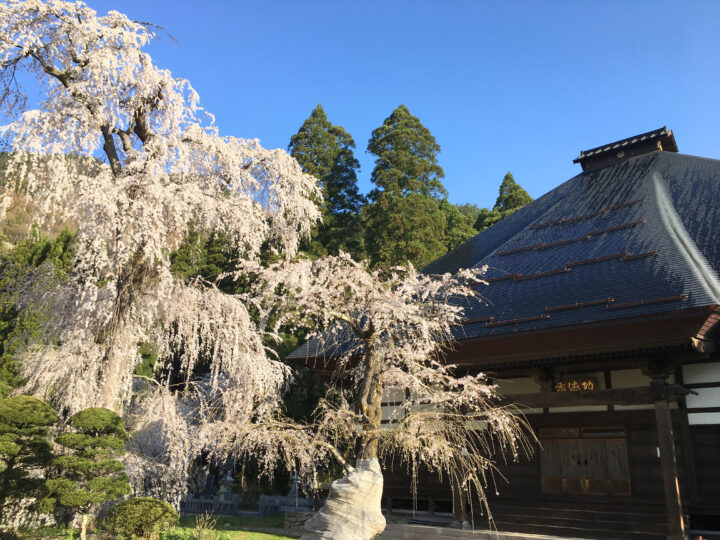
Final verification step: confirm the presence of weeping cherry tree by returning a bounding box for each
[0,0,319,503]
[221,254,532,539]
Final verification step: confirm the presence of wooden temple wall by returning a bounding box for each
[379,361,720,519]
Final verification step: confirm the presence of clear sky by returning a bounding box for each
[61,1,720,208]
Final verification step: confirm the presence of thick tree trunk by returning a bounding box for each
[302,458,386,540]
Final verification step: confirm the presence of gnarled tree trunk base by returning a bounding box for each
[302,458,385,540]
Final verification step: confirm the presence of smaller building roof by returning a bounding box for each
[573,126,678,172]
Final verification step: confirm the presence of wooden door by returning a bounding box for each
[540,429,630,496]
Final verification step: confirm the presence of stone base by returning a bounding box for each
[285,511,314,530]
[302,458,386,540]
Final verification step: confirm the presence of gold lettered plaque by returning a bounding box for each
[553,376,598,392]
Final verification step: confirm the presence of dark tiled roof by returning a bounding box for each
[424,151,720,341]
[287,151,720,360]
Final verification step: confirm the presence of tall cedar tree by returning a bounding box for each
[474,172,533,232]
[47,408,131,540]
[289,105,365,260]
[365,105,474,268]
[0,396,58,520]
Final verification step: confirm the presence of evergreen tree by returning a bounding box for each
[494,171,533,212]
[0,396,58,520]
[289,104,365,259]
[473,207,505,232]
[473,172,533,232]
[365,105,473,267]
[47,408,131,540]
[455,203,482,225]
[438,199,476,252]
[367,105,446,200]
[365,192,447,269]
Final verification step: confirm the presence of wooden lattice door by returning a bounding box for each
[540,427,631,496]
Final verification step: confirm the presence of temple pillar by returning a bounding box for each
[648,363,687,540]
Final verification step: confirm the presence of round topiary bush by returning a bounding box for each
[103,497,178,539]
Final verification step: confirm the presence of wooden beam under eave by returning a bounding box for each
[450,307,717,367]
[501,386,679,409]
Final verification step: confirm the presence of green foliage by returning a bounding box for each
[7,229,75,277]
[365,192,447,268]
[133,342,158,378]
[281,367,326,423]
[455,203,482,224]
[367,104,446,199]
[473,172,533,233]
[162,527,229,540]
[494,171,532,212]
[289,104,365,260]
[473,207,504,232]
[68,408,128,438]
[103,497,178,540]
[0,396,58,515]
[170,225,237,287]
[364,105,476,267]
[438,199,477,252]
[0,229,76,397]
[48,408,131,520]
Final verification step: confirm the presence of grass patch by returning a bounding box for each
[179,515,285,531]
[175,514,297,540]
[19,525,77,538]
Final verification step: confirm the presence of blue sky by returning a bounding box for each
[61,1,720,207]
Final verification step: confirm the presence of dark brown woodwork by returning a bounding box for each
[651,379,686,540]
[287,307,719,379]
[449,307,717,368]
[540,435,631,497]
[451,483,468,527]
[502,385,680,409]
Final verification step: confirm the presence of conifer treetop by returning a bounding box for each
[367,104,447,200]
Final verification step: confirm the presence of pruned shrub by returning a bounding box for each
[103,498,178,539]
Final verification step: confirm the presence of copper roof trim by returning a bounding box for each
[497,243,545,256]
[623,250,659,261]
[513,268,571,281]
[607,294,689,310]
[588,220,646,236]
[486,314,550,327]
[537,235,591,250]
[486,273,522,283]
[530,199,644,229]
[462,316,495,324]
[545,298,615,313]
[566,253,629,267]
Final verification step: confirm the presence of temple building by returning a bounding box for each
[290,127,720,539]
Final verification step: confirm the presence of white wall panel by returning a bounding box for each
[683,363,720,384]
[688,412,720,425]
